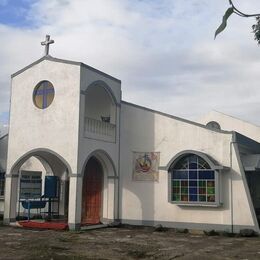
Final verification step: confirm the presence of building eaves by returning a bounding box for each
[0,133,8,141]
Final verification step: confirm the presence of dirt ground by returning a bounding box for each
[1,224,260,260]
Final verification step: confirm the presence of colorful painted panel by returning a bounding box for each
[133,152,160,181]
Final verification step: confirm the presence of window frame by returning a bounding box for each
[19,171,42,199]
[169,154,221,207]
[33,80,55,109]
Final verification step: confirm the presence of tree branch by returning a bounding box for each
[229,0,260,17]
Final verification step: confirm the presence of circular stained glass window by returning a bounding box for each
[33,81,55,109]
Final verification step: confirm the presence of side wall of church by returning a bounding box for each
[7,60,81,174]
[119,102,258,231]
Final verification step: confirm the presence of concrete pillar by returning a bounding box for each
[4,174,19,224]
[107,177,115,220]
[114,177,119,221]
[68,175,82,230]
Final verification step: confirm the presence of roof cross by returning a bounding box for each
[41,35,54,56]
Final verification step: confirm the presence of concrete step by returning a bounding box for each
[81,224,108,231]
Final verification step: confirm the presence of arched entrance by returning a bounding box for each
[4,149,71,224]
[82,157,103,224]
[80,150,118,226]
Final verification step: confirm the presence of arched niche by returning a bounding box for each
[84,81,117,125]
[83,81,117,142]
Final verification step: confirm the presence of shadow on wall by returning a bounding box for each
[120,104,157,225]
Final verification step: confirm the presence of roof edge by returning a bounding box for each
[11,55,121,83]
[121,100,233,134]
[233,132,260,152]
[0,133,8,140]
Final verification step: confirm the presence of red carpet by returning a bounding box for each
[18,220,68,230]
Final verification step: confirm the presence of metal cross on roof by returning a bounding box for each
[41,35,54,56]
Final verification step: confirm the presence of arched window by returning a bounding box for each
[206,121,221,130]
[170,154,217,205]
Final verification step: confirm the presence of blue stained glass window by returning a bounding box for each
[173,170,188,179]
[189,155,197,163]
[199,170,214,179]
[189,162,197,169]
[189,195,197,201]
[171,154,216,204]
[189,187,197,194]
[189,180,197,187]
[189,171,197,179]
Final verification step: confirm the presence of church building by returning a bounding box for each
[2,36,260,232]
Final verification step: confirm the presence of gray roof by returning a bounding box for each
[0,133,8,140]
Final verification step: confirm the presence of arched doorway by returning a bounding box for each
[4,149,71,224]
[82,157,103,224]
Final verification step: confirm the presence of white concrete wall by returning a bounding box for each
[74,66,121,223]
[198,111,260,142]
[7,59,81,174]
[78,66,121,173]
[120,103,257,231]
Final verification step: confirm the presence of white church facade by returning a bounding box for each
[1,38,260,232]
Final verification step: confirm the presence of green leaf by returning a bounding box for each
[215,7,234,39]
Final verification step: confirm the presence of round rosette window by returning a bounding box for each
[33,80,55,109]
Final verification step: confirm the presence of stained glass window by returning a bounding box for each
[171,154,216,204]
[33,81,55,109]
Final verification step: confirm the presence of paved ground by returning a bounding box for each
[0,224,260,260]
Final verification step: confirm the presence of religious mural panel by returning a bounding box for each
[132,152,160,181]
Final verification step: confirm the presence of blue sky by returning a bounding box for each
[1,0,260,133]
[0,0,35,27]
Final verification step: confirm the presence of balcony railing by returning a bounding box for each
[84,117,116,142]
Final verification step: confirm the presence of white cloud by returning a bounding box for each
[1,0,260,126]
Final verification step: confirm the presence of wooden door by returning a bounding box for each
[82,158,103,225]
